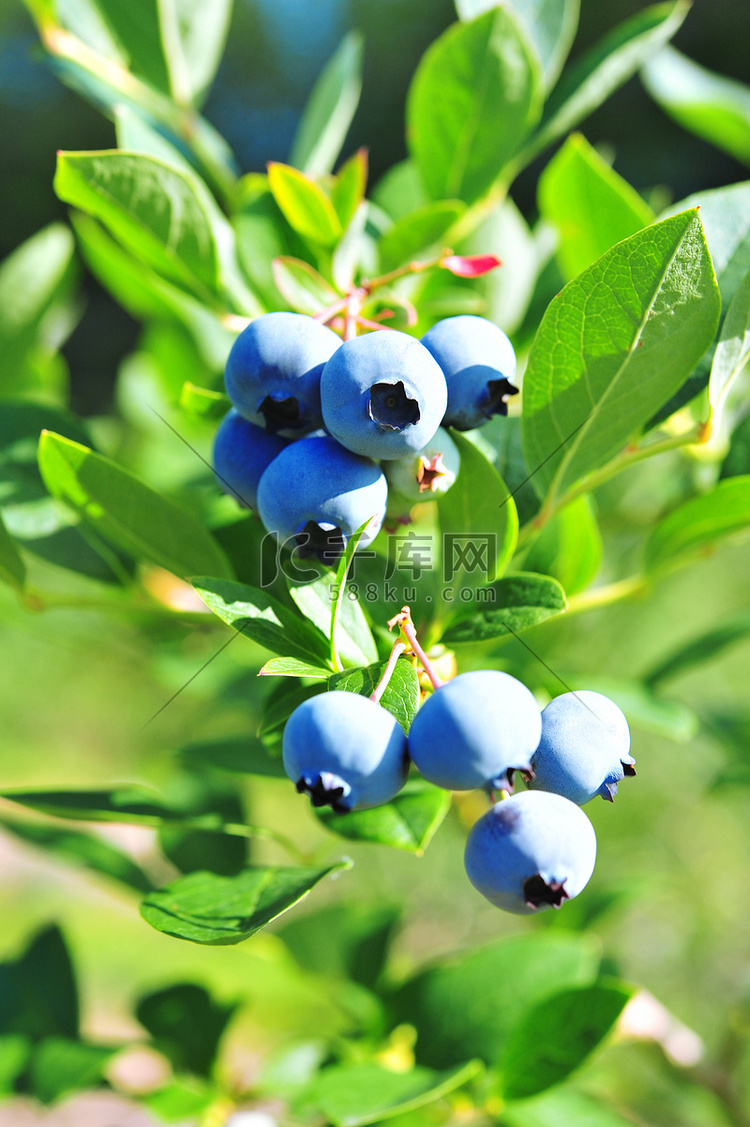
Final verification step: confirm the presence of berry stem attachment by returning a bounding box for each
[387,606,444,690]
[370,640,408,704]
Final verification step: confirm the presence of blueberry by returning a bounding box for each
[420,315,518,431]
[407,671,542,791]
[384,427,461,511]
[256,434,388,564]
[464,790,597,914]
[283,691,409,811]
[224,312,341,436]
[527,690,636,805]
[320,330,448,459]
[212,409,288,509]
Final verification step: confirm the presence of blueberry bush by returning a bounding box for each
[2,0,750,1123]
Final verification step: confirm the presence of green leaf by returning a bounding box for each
[389,932,600,1070]
[85,0,169,93]
[329,519,373,670]
[290,31,364,176]
[328,657,421,733]
[276,902,400,990]
[377,202,466,273]
[332,202,369,292]
[525,1,689,162]
[456,0,580,90]
[179,381,230,420]
[709,268,750,428]
[643,612,750,688]
[521,495,602,595]
[257,679,325,738]
[29,1038,114,1104]
[308,1060,481,1127]
[0,925,79,1040]
[0,818,153,892]
[665,181,750,312]
[642,46,750,167]
[0,1036,30,1095]
[114,103,194,170]
[407,7,543,204]
[645,476,750,573]
[440,572,567,644]
[372,159,427,222]
[315,779,450,856]
[179,735,287,777]
[159,0,233,107]
[140,861,351,945]
[2,786,182,825]
[331,148,369,229]
[437,430,519,596]
[145,1077,213,1120]
[137,983,236,1078]
[538,133,655,281]
[290,574,378,669]
[0,224,77,394]
[55,150,228,301]
[192,576,331,665]
[268,163,343,247]
[259,656,332,679]
[500,981,633,1099]
[38,431,232,580]
[500,1088,638,1127]
[0,511,25,591]
[458,195,539,335]
[522,210,721,502]
[271,256,339,316]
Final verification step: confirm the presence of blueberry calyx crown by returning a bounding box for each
[523,874,570,909]
[368,382,421,430]
[260,394,303,433]
[295,521,346,565]
[600,759,637,802]
[483,377,519,419]
[416,453,448,493]
[296,772,352,813]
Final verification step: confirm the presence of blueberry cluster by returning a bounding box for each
[283,677,635,915]
[213,311,518,561]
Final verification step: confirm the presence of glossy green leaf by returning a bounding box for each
[290,574,378,669]
[522,495,602,595]
[137,983,236,1077]
[642,46,750,166]
[389,932,599,1070]
[709,268,750,425]
[257,680,326,737]
[271,256,339,316]
[159,0,233,106]
[645,476,750,572]
[437,430,518,597]
[377,201,466,272]
[407,7,543,204]
[456,0,580,90]
[331,148,369,229]
[140,861,351,945]
[308,1060,481,1127]
[259,656,332,679]
[114,104,194,171]
[538,133,654,281]
[315,779,450,855]
[526,1,688,161]
[0,818,153,892]
[440,572,567,644]
[522,210,721,502]
[328,657,421,733]
[38,431,232,580]
[290,31,364,176]
[0,223,77,394]
[500,1088,638,1127]
[55,150,226,300]
[500,981,633,1099]
[193,576,331,665]
[86,0,169,93]
[268,163,343,247]
[0,512,25,591]
[29,1038,114,1104]
[0,925,79,1040]
[178,735,287,777]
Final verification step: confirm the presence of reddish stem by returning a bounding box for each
[387,606,444,691]
[370,641,408,704]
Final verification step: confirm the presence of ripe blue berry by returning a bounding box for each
[464,790,597,914]
[407,671,542,791]
[384,427,460,510]
[224,312,341,436]
[283,691,409,811]
[256,434,387,564]
[527,690,636,805]
[320,330,448,459]
[213,409,287,509]
[420,315,518,431]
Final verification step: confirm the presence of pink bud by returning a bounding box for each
[441,254,502,278]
